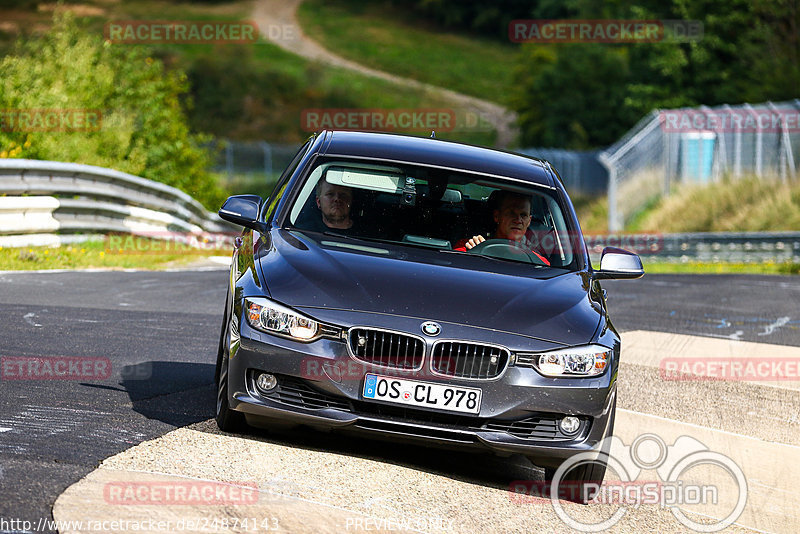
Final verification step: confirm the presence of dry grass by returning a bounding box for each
[572,194,609,233]
[638,176,800,233]
[576,176,800,234]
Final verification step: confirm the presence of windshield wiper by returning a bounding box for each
[321,230,358,240]
[314,229,450,251]
[441,248,548,267]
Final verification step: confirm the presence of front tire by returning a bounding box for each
[215,296,246,432]
[544,458,608,504]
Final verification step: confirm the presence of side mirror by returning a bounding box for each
[593,246,644,280]
[219,195,266,232]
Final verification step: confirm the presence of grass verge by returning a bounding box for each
[0,238,230,271]
[641,260,800,275]
[3,239,797,275]
[296,0,517,106]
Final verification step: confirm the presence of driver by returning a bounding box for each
[315,179,357,232]
[454,191,550,265]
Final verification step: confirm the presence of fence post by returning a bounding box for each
[789,100,800,179]
[768,102,788,183]
[662,109,671,195]
[260,141,273,176]
[728,104,742,178]
[745,104,763,176]
[225,142,234,181]
[602,158,620,232]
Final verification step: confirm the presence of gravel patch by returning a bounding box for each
[97,420,755,533]
[618,362,800,446]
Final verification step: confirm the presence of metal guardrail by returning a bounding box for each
[0,159,797,264]
[0,159,234,247]
[587,232,800,264]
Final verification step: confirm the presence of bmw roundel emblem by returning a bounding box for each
[421,321,441,337]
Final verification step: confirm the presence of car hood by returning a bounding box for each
[259,231,601,345]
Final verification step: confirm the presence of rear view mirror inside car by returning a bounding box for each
[325,166,404,193]
[441,188,462,202]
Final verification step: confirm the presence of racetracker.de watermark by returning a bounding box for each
[301,108,458,133]
[104,20,259,44]
[524,231,662,256]
[509,19,702,43]
[104,481,259,505]
[1,356,111,380]
[0,109,102,132]
[660,357,800,381]
[104,232,237,255]
[583,233,662,255]
[301,358,451,383]
[659,108,800,133]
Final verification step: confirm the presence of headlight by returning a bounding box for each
[517,345,611,377]
[244,297,318,341]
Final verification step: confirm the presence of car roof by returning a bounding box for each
[317,130,556,188]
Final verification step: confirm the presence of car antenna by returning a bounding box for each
[430,130,436,138]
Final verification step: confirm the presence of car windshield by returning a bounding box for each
[286,158,578,269]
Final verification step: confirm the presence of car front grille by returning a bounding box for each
[482,416,588,441]
[348,328,424,369]
[431,342,509,379]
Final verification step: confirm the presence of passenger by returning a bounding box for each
[315,180,357,232]
[454,190,550,265]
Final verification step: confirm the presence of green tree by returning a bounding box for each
[511,0,800,148]
[0,12,226,210]
[512,44,637,148]
[745,0,800,100]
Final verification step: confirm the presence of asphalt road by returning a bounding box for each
[603,274,800,346]
[0,270,228,532]
[0,270,797,532]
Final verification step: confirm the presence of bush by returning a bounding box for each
[0,12,227,210]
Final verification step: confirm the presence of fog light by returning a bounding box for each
[255,372,277,393]
[559,416,580,435]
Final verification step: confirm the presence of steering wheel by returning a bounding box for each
[466,238,547,266]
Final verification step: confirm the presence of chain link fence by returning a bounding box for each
[516,148,608,196]
[600,100,800,232]
[212,140,611,199]
[209,140,302,199]
[213,102,800,229]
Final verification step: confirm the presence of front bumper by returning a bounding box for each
[228,310,617,468]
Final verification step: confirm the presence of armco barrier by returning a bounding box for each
[587,232,800,264]
[0,159,235,247]
[654,232,800,263]
[1,160,797,264]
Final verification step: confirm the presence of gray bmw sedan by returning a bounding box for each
[215,130,643,503]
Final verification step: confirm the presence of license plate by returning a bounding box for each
[362,373,482,415]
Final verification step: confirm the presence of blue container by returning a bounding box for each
[680,132,716,183]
